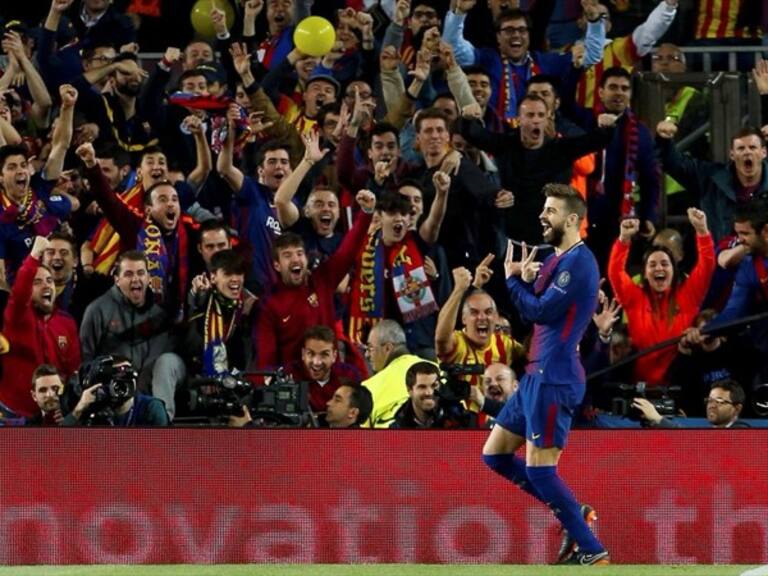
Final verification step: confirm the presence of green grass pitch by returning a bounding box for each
[0,565,760,576]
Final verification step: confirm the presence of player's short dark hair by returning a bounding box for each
[543,183,587,221]
[405,361,441,390]
[347,385,373,425]
[415,107,449,133]
[600,66,632,87]
[711,379,745,406]
[302,324,337,347]
[376,191,412,215]
[114,250,148,276]
[256,141,291,168]
[730,127,766,148]
[271,232,304,261]
[0,144,28,170]
[528,74,561,98]
[31,364,62,391]
[210,249,245,275]
[733,199,768,233]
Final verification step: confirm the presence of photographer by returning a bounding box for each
[63,356,169,426]
[391,362,443,429]
[632,380,750,429]
[390,362,476,429]
[80,250,185,419]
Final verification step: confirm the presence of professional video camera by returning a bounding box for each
[72,356,138,425]
[607,381,679,421]
[188,368,313,426]
[434,363,481,428]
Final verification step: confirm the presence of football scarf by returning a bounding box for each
[0,189,59,236]
[202,291,243,377]
[136,214,189,322]
[348,231,438,343]
[497,54,541,123]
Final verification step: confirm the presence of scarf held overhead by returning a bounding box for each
[348,231,438,343]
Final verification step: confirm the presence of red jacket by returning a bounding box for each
[608,233,715,386]
[256,210,373,370]
[0,256,81,416]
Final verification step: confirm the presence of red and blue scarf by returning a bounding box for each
[348,231,438,343]
[136,214,189,322]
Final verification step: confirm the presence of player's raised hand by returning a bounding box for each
[505,240,539,281]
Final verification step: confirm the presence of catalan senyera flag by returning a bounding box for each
[90,183,144,274]
[695,0,760,39]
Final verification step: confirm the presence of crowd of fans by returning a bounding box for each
[0,0,766,428]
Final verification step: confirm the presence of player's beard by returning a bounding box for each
[544,222,565,247]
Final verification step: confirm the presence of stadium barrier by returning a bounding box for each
[2,429,767,565]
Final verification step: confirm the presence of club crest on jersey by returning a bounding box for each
[556,271,570,288]
[57,336,68,349]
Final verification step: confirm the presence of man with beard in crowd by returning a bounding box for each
[70,52,158,159]
[0,236,80,418]
[84,139,210,277]
[255,190,375,371]
[80,250,184,418]
[484,184,609,565]
[284,325,362,418]
[78,143,195,324]
[25,364,66,426]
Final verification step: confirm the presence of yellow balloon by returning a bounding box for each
[190,0,236,39]
[293,16,337,57]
